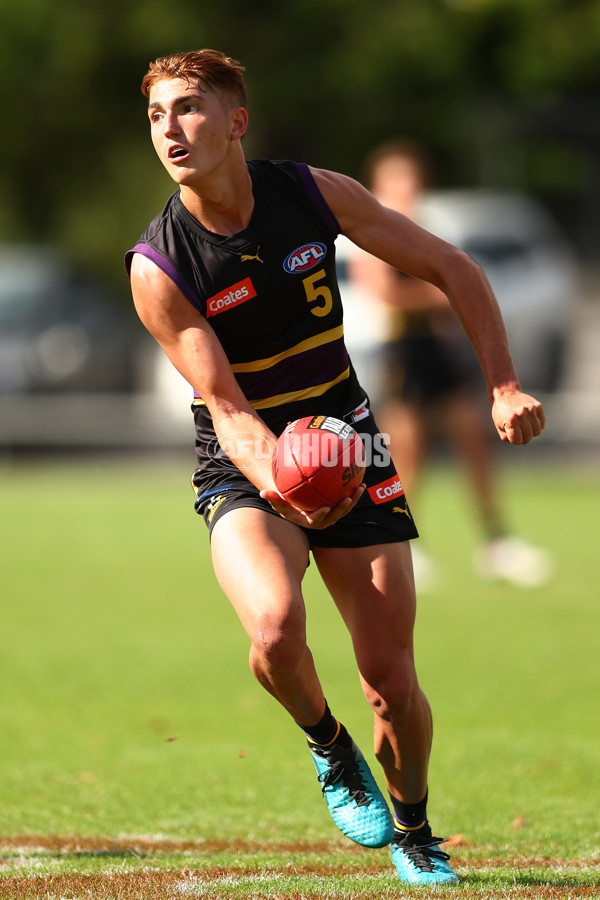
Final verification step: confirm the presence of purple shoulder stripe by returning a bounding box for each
[124,243,204,313]
[296,163,341,236]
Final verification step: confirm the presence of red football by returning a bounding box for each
[272,416,365,511]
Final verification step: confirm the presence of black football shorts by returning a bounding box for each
[192,410,418,549]
[383,333,483,406]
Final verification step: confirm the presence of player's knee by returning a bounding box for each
[250,612,306,672]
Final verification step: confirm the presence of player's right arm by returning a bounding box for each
[129,253,362,527]
[312,167,545,445]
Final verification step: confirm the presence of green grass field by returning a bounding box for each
[0,452,599,898]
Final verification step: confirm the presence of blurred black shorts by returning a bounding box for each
[383,333,483,406]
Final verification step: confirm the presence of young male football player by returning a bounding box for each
[126,49,545,886]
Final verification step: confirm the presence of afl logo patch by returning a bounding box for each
[283,242,327,274]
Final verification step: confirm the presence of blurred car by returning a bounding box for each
[337,191,580,393]
[0,245,138,393]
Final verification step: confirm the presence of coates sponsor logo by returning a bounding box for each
[283,242,327,274]
[206,277,256,317]
[368,474,405,505]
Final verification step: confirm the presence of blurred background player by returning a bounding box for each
[349,139,552,589]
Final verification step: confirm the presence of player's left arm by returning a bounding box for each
[311,166,545,445]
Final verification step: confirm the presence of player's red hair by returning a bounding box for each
[141,49,247,109]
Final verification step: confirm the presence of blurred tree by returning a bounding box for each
[0,0,598,287]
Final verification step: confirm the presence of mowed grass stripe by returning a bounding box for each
[1,836,598,897]
[0,834,598,867]
[1,868,599,900]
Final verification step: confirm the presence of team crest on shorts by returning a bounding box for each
[207,494,228,522]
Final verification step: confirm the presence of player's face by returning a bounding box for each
[147,77,245,186]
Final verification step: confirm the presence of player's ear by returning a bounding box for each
[231,106,248,141]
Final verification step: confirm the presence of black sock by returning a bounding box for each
[389,789,428,834]
[296,702,351,747]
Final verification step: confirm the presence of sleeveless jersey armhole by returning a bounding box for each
[125,243,205,315]
[295,163,342,237]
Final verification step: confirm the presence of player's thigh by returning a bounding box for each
[312,541,417,677]
[210,506,311,644]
